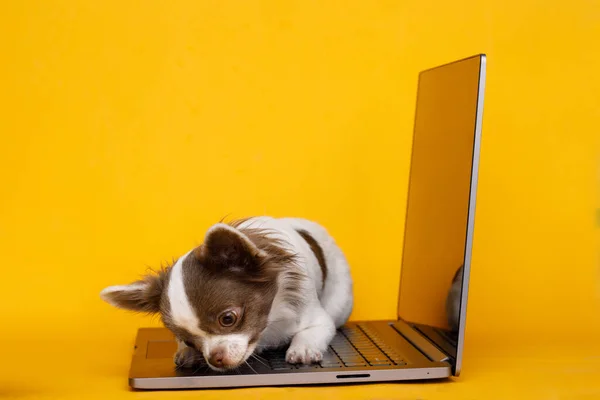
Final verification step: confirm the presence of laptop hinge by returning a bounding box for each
[391,321,449,362]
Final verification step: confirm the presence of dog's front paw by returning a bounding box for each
[174,346,204,368]
[285,344,323,365]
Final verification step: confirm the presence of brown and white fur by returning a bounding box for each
[100,217,353,371]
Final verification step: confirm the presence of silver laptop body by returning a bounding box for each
[128,54,487,390]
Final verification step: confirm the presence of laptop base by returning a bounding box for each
[129,321,451,390]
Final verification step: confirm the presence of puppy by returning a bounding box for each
[100,217,353,371]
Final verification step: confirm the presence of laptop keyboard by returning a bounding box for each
[263,324,406,370]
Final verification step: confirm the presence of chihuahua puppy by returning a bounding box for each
[100,217,353,371]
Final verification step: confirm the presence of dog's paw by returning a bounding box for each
[285,344,323,364]
[174,346,204,368]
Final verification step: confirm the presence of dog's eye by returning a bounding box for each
[218,310,238,327]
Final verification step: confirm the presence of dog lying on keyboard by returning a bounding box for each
[101,217,353,371]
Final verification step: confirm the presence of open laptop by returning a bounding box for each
[128,54,487,389]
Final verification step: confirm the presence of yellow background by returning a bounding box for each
[0,1,598,399]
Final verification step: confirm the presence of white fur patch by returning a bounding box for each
[201,333,253,371]
[167,250,206,337]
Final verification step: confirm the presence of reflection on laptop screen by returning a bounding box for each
[397,56,483,334]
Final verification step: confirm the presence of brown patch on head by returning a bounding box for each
[162,220,302,345]
[182,257,279,344]
[296,229,327,283]
[231,218,307,312]
[229,218,300,274]
[103,217,309,355]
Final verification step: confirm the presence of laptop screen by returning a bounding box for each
[397,55,485,367]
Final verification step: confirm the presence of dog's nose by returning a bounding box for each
[208,350,225,368]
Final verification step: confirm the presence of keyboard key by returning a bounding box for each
[354,340,375,345]
[360,349,383,354]
[365,356,389,363]
[334,349,358,355]
[344,362,367,367]
[335,349,357,354]
[339,359,366,365]
[336,352,360,358]
[357,348,378,353]
[334,349,359,355]
[354,344,376,349]
[332,342,352,347]
[320,361,342,366]
[338,357,364,363]
[361,353,387,359]
[369,362,392,367]
[330,339,347,344]
[356,346,376,351]
[337,354,363,360]
[357,349,378,354]
[335,353,358,358]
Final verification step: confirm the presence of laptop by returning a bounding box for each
[128,54,487,389]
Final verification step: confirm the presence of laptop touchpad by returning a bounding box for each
[146,340,177,359]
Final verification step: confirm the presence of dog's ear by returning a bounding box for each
[100,272,166,313]
[198,223,266,271]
